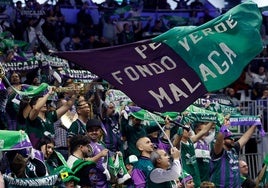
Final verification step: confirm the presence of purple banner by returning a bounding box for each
[55,40,207,112]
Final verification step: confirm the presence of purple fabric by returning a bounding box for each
[89,141,110,188]
[180,175,193,184]
[131,168,146,187]
[195,140,209,150]
[55,40,207,112]
[0,81,6,90]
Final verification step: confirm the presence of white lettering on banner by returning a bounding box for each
[179,18,238,51]
[112,56,177,85]
[110,17,238,109]
[199,42,237,81]
[148,79,201,108]
[134,43,162,59]
[64,69,98,79]
[3,60,39,71]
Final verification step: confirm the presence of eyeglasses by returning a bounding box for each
[78,103,89,109]
[240,165,248,168]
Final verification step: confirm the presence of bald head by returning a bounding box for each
[136,137,154,156]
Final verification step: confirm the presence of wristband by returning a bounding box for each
[164,127,171,130]
[177,127,183,136]
[219,126,230,137]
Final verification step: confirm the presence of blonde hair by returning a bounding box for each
[200,181,215,188]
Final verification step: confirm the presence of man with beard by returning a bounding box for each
[101,102,122,153]
[67,134,98,187]
[210,118,257,187]
[86,118,130,187]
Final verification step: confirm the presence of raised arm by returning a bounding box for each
[191,122,214,143]
[237,125,257,148]
[213,117,230,155]
[173,127,183,150]
[162,116,171,141]
[56,93,77,119]
[28,87,54,120]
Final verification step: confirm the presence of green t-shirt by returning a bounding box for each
[181,139,201,187]
[67,119,87,137]
[26,111,57,148]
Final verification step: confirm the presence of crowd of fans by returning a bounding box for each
[0,0,268,187]
[0,0,231,53]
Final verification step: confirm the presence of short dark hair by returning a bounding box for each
[69,135,90,154]
[36,135,55,150]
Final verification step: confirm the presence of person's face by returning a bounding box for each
[263,90,268,98]
[87,127,102,141]
[10,73,20,84]
[259,66,265,74]
[107,103,115,116]
[185,179,195,188]
[195,124,210,138]
[41,143,54,159]
[125,163,134,172]
[139,137,154,153]
[132,117,141,126]
[40,101,48,113]
[157,149,170,169]
[65,181,75,188]
[77,101,90,116]
[239,160,249,176]
[182,128,191,138]
[64,83,76,97]
[32,77,40,85]
[80,144,91,158]
[224,137,235,148]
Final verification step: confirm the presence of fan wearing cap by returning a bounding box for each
[86,118,131,186]
[86,118,111,187]
[100,101,123,154]
[210,117,257,187]
[172,121,214,188]
[178,171,195,188]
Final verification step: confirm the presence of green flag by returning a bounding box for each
[153,1,263,91]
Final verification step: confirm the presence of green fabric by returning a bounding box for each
[152,1,263,92]
[0,130,32,151]
[44,151,79,184]
[25,111,58,147]
[264,154,268,165]
[129,109,180,125]
[68,119,87,137]
[16,83,49,97]
[184,104,225,126]
[180,139,201,187]
[71,159,96,174]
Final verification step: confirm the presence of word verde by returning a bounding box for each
[111,17,239,109]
